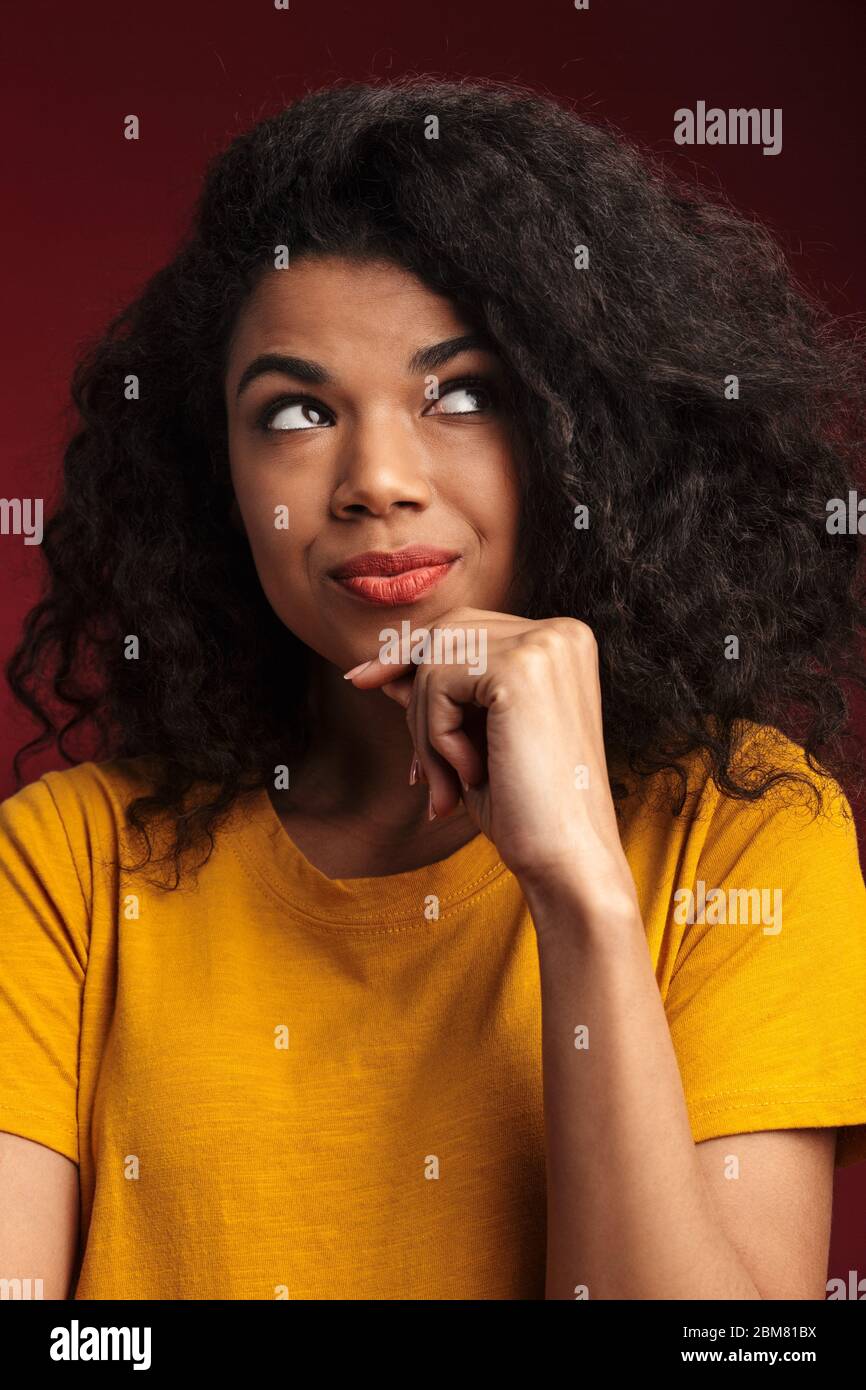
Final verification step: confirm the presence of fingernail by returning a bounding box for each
[428,792,437,820]
[409,754,420,785]
[343,659,373,680]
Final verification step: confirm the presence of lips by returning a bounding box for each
[330,546,462,579]
[329,546,462,606]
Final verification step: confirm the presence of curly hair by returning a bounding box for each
[7,73,866,890]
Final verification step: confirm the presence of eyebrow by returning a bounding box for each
[234,332,497,400]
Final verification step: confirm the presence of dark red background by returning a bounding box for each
[2,0,864,1289]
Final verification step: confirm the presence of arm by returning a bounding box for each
[0,1131,80,1300]
[528,879,835,1300]
[347,612,846,1301]
[0,777,90,1302]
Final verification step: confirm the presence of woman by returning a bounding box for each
[2,75,866,1302]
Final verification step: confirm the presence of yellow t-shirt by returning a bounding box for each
[1,725,866,1300]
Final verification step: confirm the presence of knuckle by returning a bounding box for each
[514,643,551,677]
[557,615,597,653]
[428,728,453,756]
[558,614,591,638]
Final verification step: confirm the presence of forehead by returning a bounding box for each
[226,255,470,373]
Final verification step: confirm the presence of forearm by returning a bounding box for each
[525,875,763,1301]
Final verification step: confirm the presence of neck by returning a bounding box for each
[275,652,473,838]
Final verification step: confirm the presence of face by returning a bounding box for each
[224,254,524,670]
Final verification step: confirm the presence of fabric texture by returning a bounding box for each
[1,723,865,1299]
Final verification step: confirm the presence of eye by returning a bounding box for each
[258,397,334,432]
[423,376,498,416]
[255,375,500,433]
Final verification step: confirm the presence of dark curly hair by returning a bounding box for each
[7,73,866,890]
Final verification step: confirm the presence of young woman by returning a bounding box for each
[2,75,866,1302]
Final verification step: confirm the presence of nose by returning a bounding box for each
[329,411,434,517]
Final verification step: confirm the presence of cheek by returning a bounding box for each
[232,477,314,616]
[465,450,522,551]
[467,450,523,601]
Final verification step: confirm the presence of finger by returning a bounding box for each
[379,675,414,708]
[341,611,526,689]
[342,637,431,690]
[377,673,430,783]
[414,668,462,818]
[403,664,422,784]
[427,682,487,789]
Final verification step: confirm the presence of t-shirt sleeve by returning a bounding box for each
[664,773,866,1168]
[0,775,90,1163]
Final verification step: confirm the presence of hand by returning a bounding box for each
[344,609,640,916]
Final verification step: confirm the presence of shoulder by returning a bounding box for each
[695,723,857,877]
[0,756,162,905]
[622,720,856,858]
[655,720,864,911]
[706,720,850,818]
[642,727,866,1170]
[1,754,159,835]
[687,719,844,806]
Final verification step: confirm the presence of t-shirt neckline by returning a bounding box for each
[230,784,510,928]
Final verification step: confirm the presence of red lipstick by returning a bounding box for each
[329,546,461,606]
